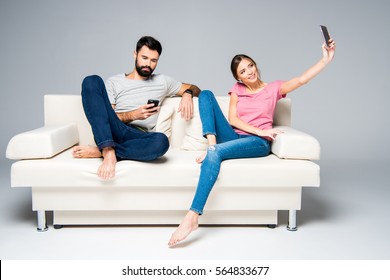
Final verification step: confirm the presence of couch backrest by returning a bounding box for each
[44,95,95,146]
[44,95,291,149]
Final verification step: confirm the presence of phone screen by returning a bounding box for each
[320,25,331,47]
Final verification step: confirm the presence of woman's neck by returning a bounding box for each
[245,79,264,93]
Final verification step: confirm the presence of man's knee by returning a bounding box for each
[155,133,170,155]
[82,75,104,93]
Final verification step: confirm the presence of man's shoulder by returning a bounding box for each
[106,73,125,82]
[150,73,169,81]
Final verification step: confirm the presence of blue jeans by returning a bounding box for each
[81,75,169,161]
[190,90,271,214]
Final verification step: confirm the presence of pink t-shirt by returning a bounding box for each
[229,80,285,136]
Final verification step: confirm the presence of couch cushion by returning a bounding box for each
[6,124,79,160]
[10,148,319,188]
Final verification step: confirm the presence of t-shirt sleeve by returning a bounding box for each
[228,82,241,96]
[274,80,286,100]
[105,78,116,104]
[164,75,182,97]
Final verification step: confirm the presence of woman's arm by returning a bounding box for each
[228,93,283,140]
[280,39,336,95]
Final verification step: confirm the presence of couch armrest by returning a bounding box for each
[271,126,320,160]
[6,123,79,160]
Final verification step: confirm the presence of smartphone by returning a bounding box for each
[320,25,331,47]
[147,99,159,108]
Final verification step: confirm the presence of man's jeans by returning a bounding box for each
[81,75,169,161]
[190,90,271,214]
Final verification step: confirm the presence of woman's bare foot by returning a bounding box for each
[195,151,207,164]
[196,135,216,164]
[97,147,117,180]
[72,145,102,158]
[168,210,199,247]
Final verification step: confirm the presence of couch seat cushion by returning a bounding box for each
[11,148,319,188]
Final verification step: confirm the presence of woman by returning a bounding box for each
[168,39,336,247]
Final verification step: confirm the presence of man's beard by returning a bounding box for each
[135,59,154,78]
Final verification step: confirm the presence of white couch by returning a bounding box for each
[6,95,320,232]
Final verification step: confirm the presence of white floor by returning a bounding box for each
[0,159,389,260]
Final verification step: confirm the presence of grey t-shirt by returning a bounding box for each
[105,73,182,131]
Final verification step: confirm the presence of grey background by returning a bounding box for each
[0,0,389,260]
[1,0,389,163]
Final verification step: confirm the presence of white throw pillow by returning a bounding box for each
[155,105,175,138]
[180,107,208,151]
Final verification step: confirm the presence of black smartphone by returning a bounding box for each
[320,25,331,47]
[147,99,159,107]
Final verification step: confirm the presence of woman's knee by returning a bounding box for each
[203,145,221,164]
[199,89,214,101]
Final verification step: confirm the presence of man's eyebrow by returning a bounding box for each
[141,55,158,61]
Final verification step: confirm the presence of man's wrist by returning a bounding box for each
[183,89,193,98]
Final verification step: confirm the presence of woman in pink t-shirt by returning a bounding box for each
[168,39,336,247]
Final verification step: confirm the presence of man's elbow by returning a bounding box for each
[191,85,201,97]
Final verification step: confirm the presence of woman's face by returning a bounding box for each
[236,58,258,84]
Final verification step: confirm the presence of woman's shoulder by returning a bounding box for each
[266,80,283,88]
[265,80,285,98]
[229,82,246,95]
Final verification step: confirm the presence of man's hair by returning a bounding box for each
[136,36,162,55]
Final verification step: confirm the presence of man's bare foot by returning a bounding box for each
[72,145,102,158]
[97,147,117,180]
[168,210,199,247]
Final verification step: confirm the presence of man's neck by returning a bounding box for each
[125,70,150,81]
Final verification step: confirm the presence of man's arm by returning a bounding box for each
[176,83,201,121]
[114,104,159,123]
[176,83,201,97]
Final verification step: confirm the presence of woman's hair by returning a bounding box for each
[136,36,162,55]
[230,54,258,81]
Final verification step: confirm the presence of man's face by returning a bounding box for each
[134,46,160,77]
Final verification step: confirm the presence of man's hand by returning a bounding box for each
[178,93,194,121]
[116,103,159,123]
[177,83,201,121]
[134,103,160,120]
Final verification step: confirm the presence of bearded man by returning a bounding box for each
[73,36,200,179]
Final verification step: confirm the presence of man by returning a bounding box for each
[73,36,200,180]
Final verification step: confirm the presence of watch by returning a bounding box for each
[184,88,193,97]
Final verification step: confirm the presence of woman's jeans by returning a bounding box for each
[190,90,271,215]
[81,75,169,161]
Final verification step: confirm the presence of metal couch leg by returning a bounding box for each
[37,210,48,232]
[287,210,298,231]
